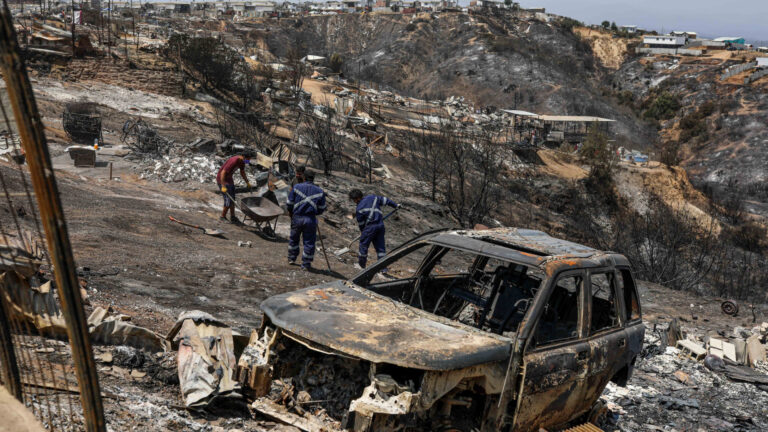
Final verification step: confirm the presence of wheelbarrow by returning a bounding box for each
[238,195,285,240]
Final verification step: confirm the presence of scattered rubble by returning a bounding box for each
[602,322,768,432]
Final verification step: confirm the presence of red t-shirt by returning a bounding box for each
[217,156,245,185]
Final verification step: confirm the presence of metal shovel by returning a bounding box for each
[168,216,226,237]
[334,208,399,257]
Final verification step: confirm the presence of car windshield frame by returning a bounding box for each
[351,238,549,336]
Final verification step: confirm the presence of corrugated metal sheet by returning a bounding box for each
[501,109,540,117]
[559,423,604,432]
[539,115,615,123]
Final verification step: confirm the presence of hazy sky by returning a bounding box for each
[519,0,768,43]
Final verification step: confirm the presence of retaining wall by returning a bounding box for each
[745,68,768,84]
[636,47,703,56]
[720,62,757,80]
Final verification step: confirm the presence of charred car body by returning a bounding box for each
[239,228,644,431]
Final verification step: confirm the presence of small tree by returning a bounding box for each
[408,127,449,202]
[302,105,342,175]
[165,34,241,92]
[286,35,308,107]
[581,123,616,201]
[443,128,509,227]
[610,22,618,32]
[232,61,260,110]
[601,20,610,29]
[657,140,681,167]
[643,92,681,121]
[720,177,745,225]
[329,53,343,74]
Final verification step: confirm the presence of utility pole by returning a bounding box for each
[106,0,111,59]
[133,0,139,50]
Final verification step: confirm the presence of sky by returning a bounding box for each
[519,0,768,44]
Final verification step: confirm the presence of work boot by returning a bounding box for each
[300,265,311,272]
[353,263,363,270]
[288,259,298,266]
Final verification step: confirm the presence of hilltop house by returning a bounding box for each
[671,31,697,40]
[619,25,638,34]
[643,35,687,48]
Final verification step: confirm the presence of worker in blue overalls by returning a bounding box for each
[348,189,400,269]
[287,171,326,270]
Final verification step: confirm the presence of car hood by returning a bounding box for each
[260,281,512,370]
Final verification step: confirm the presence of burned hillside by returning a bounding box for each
[259,13,655,148]
[610,52,768,218]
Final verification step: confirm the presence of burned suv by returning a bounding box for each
[239,228,644,431]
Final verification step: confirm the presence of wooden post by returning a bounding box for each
[108,161,112,180]
[0,296,22,401]
[0,4,106,431]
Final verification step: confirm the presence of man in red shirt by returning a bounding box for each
[217,154,252,223]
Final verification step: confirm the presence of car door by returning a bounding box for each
[616,267,644,378]
[512,270,593,431]
[581,268,629,406]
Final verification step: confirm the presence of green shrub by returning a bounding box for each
[643,92,681,121]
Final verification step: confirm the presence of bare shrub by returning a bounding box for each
[407,128,450,201]
[301,106,343,175]
[443,128,509,227]
[609,196,720,293]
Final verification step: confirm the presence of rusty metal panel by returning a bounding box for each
[260,281,513,370]
[462,228,597,257]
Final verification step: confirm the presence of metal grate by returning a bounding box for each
[0,1,105,430]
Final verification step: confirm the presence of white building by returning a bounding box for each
[757,57,768,68]
[619,25,638,34]
[643,35,687,48]
[321,0,343,11]
[206,0,276,16]
[671,31,697,40]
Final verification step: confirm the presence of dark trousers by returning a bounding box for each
[219,183,235,207]
[358,223,386,267]
[289,215,317,268]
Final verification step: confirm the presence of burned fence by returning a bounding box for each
[63,102,102,144]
